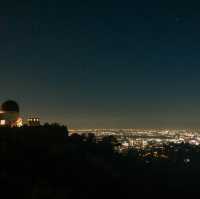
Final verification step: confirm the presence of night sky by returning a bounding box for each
[1,0,200,128]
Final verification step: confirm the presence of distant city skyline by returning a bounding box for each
[1,1,200,128]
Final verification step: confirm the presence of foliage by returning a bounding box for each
[1,126,200,198]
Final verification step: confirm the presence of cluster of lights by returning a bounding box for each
[69,128,200,150]
[0,117,23,127]
[27,118,40,122]
[0,117,40,127]
[16,118,23,127]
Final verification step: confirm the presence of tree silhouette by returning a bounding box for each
[1,125,200,198]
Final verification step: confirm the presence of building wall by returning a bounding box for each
[0,111,19,126]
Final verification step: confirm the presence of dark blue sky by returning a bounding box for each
[1,0,200,128]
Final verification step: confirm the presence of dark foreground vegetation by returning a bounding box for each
[1,125,200,198]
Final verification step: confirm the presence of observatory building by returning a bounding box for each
[27,117,40,126]
[0,100,23,127]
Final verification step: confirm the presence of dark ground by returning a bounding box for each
[1,125,200,198]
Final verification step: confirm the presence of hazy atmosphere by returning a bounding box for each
[1,0,200,128]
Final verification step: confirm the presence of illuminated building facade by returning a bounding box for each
[27,117,40,126]
[0,100,23,127]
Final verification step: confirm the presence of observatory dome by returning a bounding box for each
[1,100,20,113]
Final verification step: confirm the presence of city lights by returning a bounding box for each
[69,128,200,150]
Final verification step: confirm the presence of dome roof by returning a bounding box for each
[1,100,20,112]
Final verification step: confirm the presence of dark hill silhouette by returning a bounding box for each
[1,125,200,198]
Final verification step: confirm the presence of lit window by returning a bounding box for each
[0,120,6,125]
